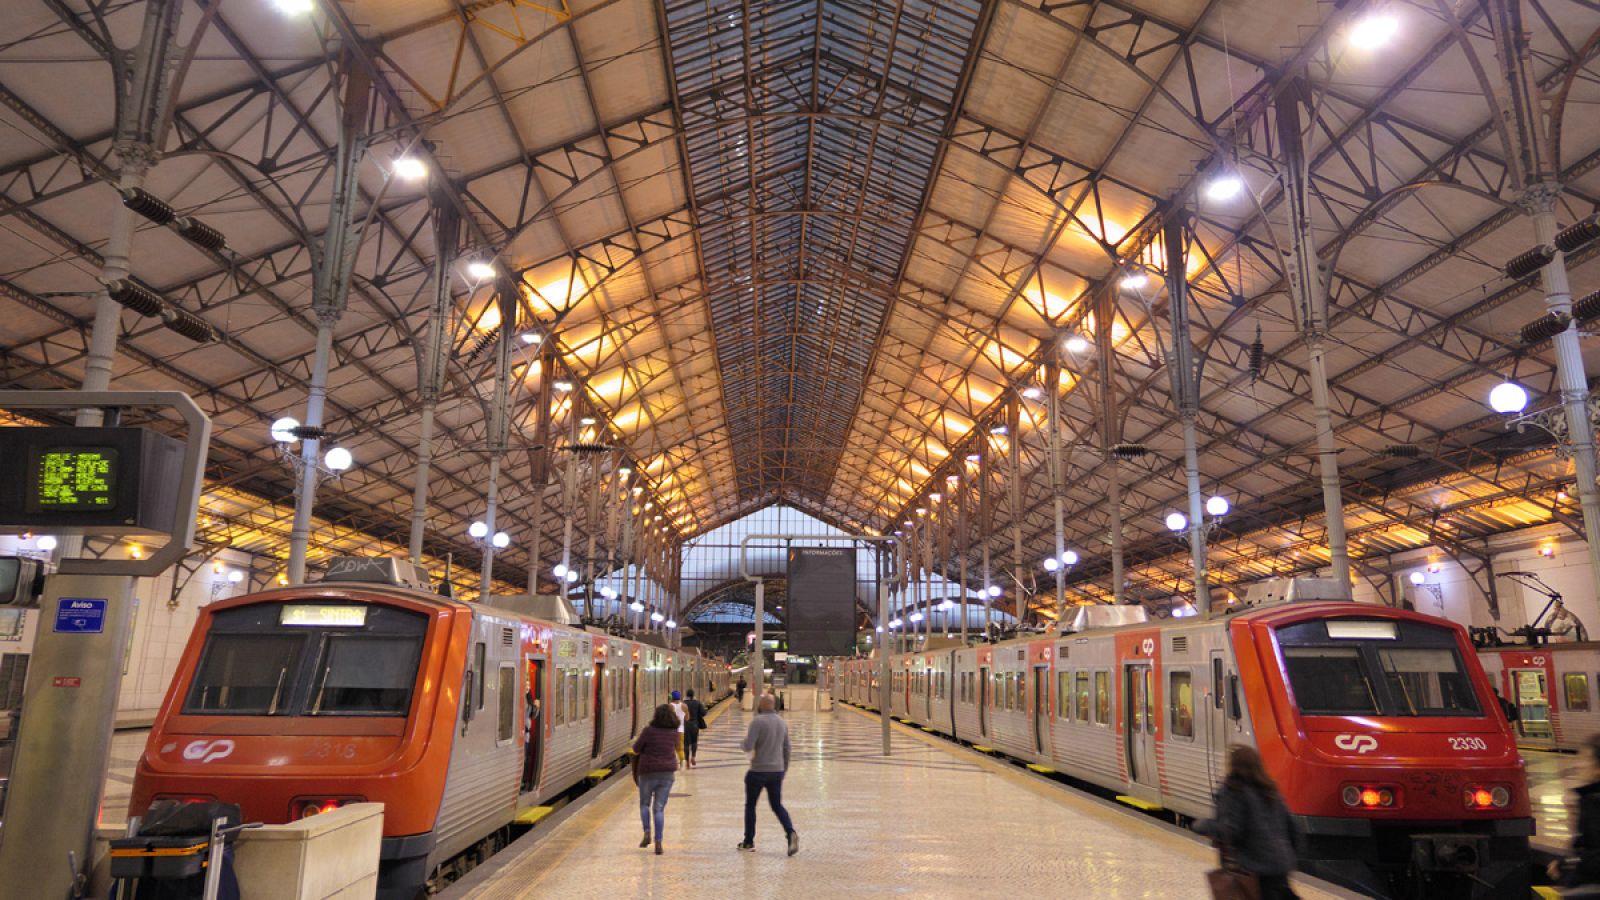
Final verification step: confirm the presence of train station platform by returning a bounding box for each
[446,702,1354,899]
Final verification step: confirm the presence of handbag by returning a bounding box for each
[1206,847,1261,900]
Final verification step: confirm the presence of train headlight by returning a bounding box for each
[1341,786,1361,807]
[294,796,364,819]
[1464,785,1511,809]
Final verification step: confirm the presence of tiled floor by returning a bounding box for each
[458,704,1347,899]
[98,729,147,828]
[1526,748,1580,851]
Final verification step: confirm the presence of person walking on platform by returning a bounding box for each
[1195,745,1299,900]
[736,676,747,704]
[1551,734,1600,895]
[669,690,688,762]
[631,704,680,855]
[683,689,707,768]
[737,693,798,856]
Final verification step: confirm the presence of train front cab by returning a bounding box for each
[131,587,469,898]
[1234,603,1532,898]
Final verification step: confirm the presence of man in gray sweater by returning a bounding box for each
[737,693,798,855]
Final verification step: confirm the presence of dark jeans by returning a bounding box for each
[743,770,794,842]
[685,727,700,757]
[1257,874,1297,900]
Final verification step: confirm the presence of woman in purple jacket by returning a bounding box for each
[632,704,681,854]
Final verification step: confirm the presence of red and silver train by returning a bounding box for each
[831,600,1532,898]
[130,562,729,898]
[1478,641,1600,752]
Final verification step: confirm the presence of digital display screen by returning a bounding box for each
[1326,620,1398,640]
[32,448,117,509]
[280,605,367,628]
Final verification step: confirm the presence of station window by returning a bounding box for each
[1075,672,1090,722]
[1170,671,1194,739]
[1094,671,1110,724]
[1566,673,1591,712]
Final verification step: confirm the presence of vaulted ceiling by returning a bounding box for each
[3,0,1600,609]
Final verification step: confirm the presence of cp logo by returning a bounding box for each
[182,739,235,763]
[1334,734,1378,754]
[1532,656,1547,666]
[1140,638,1156,656]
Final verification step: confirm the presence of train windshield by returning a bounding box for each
[183,601,428,717]
[1277,619,1482,718]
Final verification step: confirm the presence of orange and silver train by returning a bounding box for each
[130,563,729,898]
[831,600,1532,898]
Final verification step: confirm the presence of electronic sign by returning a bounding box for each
[785,547,858,656]
[0,427,184,534]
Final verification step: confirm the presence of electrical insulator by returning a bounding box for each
[1505,245,1556,280]
[464,326,501,365]
[174,217,227,252]
[1247,324,1264,382]
[1109,442,1149,461]
[1572,289,1600,325]
[105,279,165,317]
[1521,312,1571,345]
[120,188,176,225]
[1556,215,1600,254]
[290,425,330,441]
[160,307,216,343]
[1380,444,1422,458]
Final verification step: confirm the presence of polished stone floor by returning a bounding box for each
[458,704,1348,899]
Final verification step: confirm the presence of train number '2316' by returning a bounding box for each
[1448,736,1489,751]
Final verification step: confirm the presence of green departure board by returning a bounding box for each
[32,448,117,509]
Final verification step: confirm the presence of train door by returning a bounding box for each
[1205,651,1228,787]
[522,656,546,792]
[1032,665,1049,755]
[924,665,933,720]
[1124,663,1156,786]
[591,663,606,758]
[631,664,640,734]
[978,666,990,737]
[1512,668,1554,740]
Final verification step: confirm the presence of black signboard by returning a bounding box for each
[0,427,183,534]
[785,547,857,656]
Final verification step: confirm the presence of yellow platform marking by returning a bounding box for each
[1026,764,1055,775]
[585,768,611,779]
[1533,888,1561,900]
[921,726,937,732]
[1115,795,1163,811]
[971,745,995,754]
[514,805,556,826]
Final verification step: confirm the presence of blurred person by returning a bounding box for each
[737,693,798,856]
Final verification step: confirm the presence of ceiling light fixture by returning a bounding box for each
[392,157,428,182]
[1348,13,1399,50]
[466,260,496,280]
[1488,381,1529,414]
[1204,173,1244,202]
[1120,270,1149,291]
[1063,335,1091,354]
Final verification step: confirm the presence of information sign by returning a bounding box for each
[53,598,107,633]
[33,449,117,509]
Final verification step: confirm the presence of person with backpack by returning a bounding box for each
[683,689,708,768]
[631,704,680,855]
[1195,745,1299,899]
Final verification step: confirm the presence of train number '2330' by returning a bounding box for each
[1448,736,1489,751]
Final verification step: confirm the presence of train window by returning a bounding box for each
[1075,672,1090,722]
[1212,657,1224,710]
[552,669,565,725]
[309,635,425,716]
[1376,648,1480,716]
[1058,672,1071,719]
[1169,671,1194,739]
[1282,648,1381,715]
[497,665,516,742]
[184,634,302,715]
[1228,674,1242,720]
[1094,671,1109,724]
[474,642,487,711]
[1567,674,1591,712]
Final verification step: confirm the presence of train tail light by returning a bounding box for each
[1341,784,1398,808]
[1463,785,1511,809]
[294,797,363,819]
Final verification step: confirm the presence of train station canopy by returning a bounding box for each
[2,0,1599,611]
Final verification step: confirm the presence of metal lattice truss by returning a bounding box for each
[2,0,1600,613]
